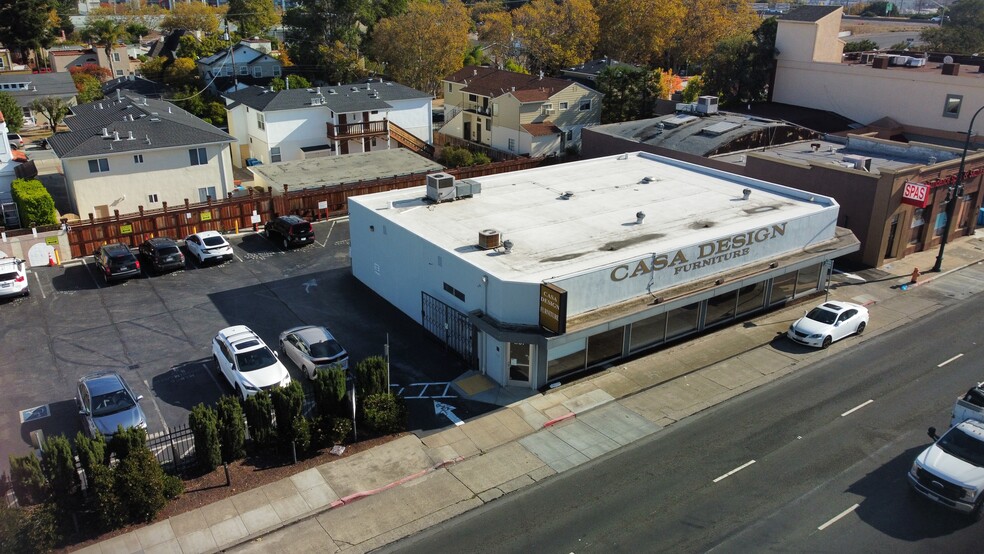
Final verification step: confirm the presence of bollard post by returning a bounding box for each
[292,441,297,465]
[224,462,230,486]
[911,267,920,284]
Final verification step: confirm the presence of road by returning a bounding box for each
[386,281,984,552]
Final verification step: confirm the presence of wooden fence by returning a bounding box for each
[65,157,545,259]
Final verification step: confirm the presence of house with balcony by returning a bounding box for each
[222,80,433,168]
[197,43,282,94]
[440,66,602,157]
[46,94,235,218]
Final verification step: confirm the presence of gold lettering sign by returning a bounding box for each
[539,283,568,334]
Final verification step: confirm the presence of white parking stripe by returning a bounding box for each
[82,258,102,288]
[713,460,756,483]
[32,272,46,298]
[840,399,874,417]
[143,379,170,433]
[938,353,963,367]
[818,503,859,530]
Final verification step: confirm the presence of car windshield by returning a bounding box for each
[91,389,135,417]
[310,338,344,359]
[203,237,227,247]
[805,307,838,325]
[937,427,984,467]
[235,348,277,372]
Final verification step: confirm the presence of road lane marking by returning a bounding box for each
[841,399,874,417]
[818,503,859,530]
[32,272,46,298]
[143,379,170,433]
[713,460,756,483]
[938,353,964,367]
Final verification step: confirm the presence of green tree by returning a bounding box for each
[0,0,59,61]
[74,431,106,476]
[8,453,46,505]
[216,395,246,463]
[189,403,222,472]
[270,74,312,91]
[593,0,684,66]
[680,74,703,103]
[313,366,349,418]
[843,39,879,52]
[80,16,127,78]
[271,381,311,453]
[160,2,220,35]
[0,503,29,553]
[39,435,77,504]
[920,0,984,54]
[372,0,471,95]
[125,22,150,43]
[30,97,69,133]
[178,33,231,61]
[11,178,57,226]
[474,6,512,67]
[354,355,388,400]
[227,0,278,38]
[440,145,474,167]
[661,0,760,72]
[0,92,24,133]
[114,448,169,523]
[512,0,599,74]
[596,66,663,123]
[243,391,275,449]
[700,17,777,107]
[463,44,490,67]
[72,72,104,103]
[284,0,371,83]
[88,463,123,531]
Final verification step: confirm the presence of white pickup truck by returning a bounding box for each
[908,385,984,518]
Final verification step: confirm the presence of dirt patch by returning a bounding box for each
[59,434,403,552]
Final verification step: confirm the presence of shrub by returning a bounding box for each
[355,356,388,401]
[472,152,491,165]
[39,435,77,504]
[162,473,184,500]
[10,179,57,227]
[216,395,246,463]
[108,426,146,462]
[189,403,222,472]
[19,502,59,553]
[243,391,276,450]
[271,381,310,453]
[114,449,169,523]
[0,503,29,553]
[312,367,348,419]
[440,145,473,167]
[74,431,106,476]
[327,416,353,445]
[9,453,47,505]
[87,463,123,531]
[362,393,407,435]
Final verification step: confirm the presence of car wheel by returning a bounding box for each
[283,237,289,250]
[821,336,832,349]
[23,289,29,297]
[856,321,866,335]
[970,501,984,522]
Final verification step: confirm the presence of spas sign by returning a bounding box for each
[901,181,930,208]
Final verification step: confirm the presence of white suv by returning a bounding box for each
[0,257,29,298]
[212,325,291,400]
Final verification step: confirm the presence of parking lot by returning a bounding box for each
[0,219,488,471]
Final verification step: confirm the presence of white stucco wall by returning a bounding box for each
[384,97,433,143]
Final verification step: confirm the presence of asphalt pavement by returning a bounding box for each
[73,231,984,554]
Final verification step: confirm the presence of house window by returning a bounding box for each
[468,94,477,102]
[508,138,515,152]
[115,69,124,77]
[270,146,281,162]
[944,94,962,118]
[447,83,452,93]
[239,65,248,75]
[113,52,121,62]
[133,154,144,164]
[198,186,217,203]
[252,66,262,77]
[272,65,281,77]
[87,158,109,173]
[0,58,5,69]
[566,130,573,141]
[148,193,158,203]
[542,103,553,113]
[559,102,569,109]
[189,147,208,165]
[257,113,265,130]
[443,282,466,302]
[579,99,592,111]
[485,118,490,131]
[224,66,232,76]
[492,103,499,116]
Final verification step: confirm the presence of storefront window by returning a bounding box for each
[909,208,926,245]
[934,210,947,237]
[735,282,766,317]
[547,339,585,381]
[587,327,624,367]
[795,264,823,296]
[769,273,797,305]
[705,290,738,327]
[665,303,699,340]
[629,312,667,352]
[508,343,531,382]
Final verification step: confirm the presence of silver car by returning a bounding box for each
[279,325,349,380]
[76,371,147,438]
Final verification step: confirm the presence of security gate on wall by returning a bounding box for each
[421,292,478,367]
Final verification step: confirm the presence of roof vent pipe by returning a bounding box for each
[636,211,646,224]
[127,131,134,140]
[112,131,120,141]
[101,127,109,137]
[502,239,513,253]
[742,188,752,200]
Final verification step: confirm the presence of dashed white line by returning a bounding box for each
[818,503,859,530]
[713,460,756,483]
[841,399,874,417]
[938,353,964,367]
[234,254,244,263]
[32,272,46,298]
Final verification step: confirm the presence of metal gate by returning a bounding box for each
[421,292,477,367]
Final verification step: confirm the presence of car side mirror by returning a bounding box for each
[136,395,144,402]
[79,408,88,416]
[273,351,279,358]
[928,427,939,441]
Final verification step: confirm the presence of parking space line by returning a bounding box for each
[316,220,336,248]
[235,253,244,263]
[840,399,874,417]
[32,272,46,298]
[818,503,859,531]
[142,378,170,433]
[938,353,963,367]
[713,460,756,483]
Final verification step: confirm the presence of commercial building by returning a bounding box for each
[349,152,859,389]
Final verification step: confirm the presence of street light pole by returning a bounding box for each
[932,104,984,272]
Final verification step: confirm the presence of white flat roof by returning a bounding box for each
[351,152,837,282]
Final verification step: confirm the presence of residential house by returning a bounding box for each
[440,66,602,157]
[197,43,282,94]
[0,73,78,128]
[48,45,134,79]
[0,48,16,72]
[223,80,433,167]
[102,75,167,100]
[772,5,984,138]
[47,94,235,218]
[0,109,32,212]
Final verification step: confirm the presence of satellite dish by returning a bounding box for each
[944,55,954,64]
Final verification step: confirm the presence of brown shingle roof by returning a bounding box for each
[446,65,577,99]
[522,122,561,137]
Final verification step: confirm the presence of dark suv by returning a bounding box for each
[138,237,185,274]
[265,215,314,249]
[94,243,141,283]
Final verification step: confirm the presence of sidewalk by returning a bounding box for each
[77,234,984,554]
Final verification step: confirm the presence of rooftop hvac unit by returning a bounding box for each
[455,179,481,198]
[859,53,874,64]
[943,62,961,75]
[907,57,927,67]
[696,96,719,115]
[426,172,456,203]
[478,229,501,250]
[890,55,910,66]
[842,154,872,171]
[872,56,890,69]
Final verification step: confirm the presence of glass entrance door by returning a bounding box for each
[508,343,532,386]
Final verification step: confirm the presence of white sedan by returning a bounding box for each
[279,325,349,380]
[184,231,233,264]
[787,300,869,349]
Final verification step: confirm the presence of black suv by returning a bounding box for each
[94,243,141,283]
[138,237,185,274]
[264,215,314,249]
